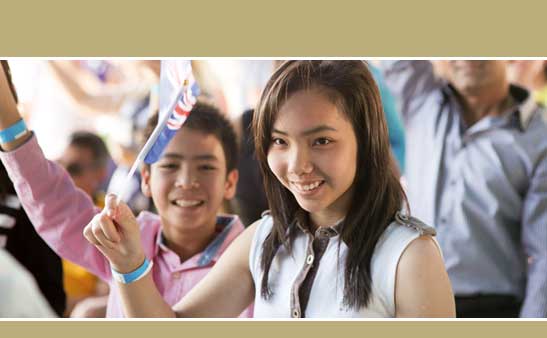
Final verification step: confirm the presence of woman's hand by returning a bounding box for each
[83,194,145,273]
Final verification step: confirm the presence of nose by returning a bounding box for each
[175,166,199,189]
[287,146,313,176]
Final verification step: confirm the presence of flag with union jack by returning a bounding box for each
[143,60,200,164]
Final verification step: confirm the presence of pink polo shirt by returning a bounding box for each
[0,135,252,318]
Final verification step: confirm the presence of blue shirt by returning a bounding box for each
[381,61,547,317]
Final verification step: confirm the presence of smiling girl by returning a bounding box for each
[84,60,455,318]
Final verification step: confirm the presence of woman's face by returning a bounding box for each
[267,89,358,228]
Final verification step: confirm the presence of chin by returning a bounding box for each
[295,199,327,214]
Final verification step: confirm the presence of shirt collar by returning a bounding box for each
[510,84,537,131]
[442,83,538,131]
[155,215,238,267]
[292,210,342,238]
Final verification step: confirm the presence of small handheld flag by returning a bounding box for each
[116,60,200,202]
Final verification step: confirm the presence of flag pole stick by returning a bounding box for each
[116,85,185,203]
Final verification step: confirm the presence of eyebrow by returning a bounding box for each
[161,153,220,162]
[272,125,338,137]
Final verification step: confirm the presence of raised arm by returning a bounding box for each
[0,61,110,279]
[394,236,456,317]
[85,195,256,317]
[520,152,547,317]
[48,61,151,115]
[379,60,443,123]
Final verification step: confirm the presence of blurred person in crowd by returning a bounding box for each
[235,61,406,226]
[381,60,547,317]
[0,60,65,317]
[0,249,56,318]
[1,161,66,316]
[58,131,112,317]
[59,131,111,206]
[0,60,252,317]
[507,60,547,107]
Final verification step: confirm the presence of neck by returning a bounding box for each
[458,84,511,126]
[310,210,345,230]
[309,186,353,229]
[530,75,547,91]
[162,219,218,263]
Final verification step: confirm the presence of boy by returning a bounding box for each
[0,63,251,317]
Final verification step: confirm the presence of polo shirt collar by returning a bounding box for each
[155,215,237,267]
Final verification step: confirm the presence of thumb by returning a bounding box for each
[104,193,120,219]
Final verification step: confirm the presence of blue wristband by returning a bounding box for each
[111,258,153,284]
[0,119,28,144]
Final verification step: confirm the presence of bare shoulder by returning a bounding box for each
[395,235,455,317]
[236,219,261,245]
[400,235,441,264]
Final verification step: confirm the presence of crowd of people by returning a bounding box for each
[0,59,545,318]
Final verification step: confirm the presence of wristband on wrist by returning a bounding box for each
[0,119,28,144]
[111,258,153,284]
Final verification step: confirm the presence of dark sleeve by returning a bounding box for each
[5,207,66,316]
[235,109,269,225]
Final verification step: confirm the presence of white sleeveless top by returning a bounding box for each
[249,214,438,318]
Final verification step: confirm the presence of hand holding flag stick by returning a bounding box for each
[115,60,200,203]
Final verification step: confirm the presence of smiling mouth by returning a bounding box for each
[290,180,325,194]
[172,199,205,208]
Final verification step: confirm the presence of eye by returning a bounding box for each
[198,164,216,171]
[313,137,332,146]
[271,137,287,146]
[158,163,179,170]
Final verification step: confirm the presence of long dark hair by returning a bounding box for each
[0,60,18,200]
[252,61,407,309]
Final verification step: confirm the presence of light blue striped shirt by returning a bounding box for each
[381,61,547,317]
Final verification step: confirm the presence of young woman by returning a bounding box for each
[84,60,455,318]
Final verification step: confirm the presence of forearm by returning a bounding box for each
[520,257,547,317]
[379,60,440,121]
[0,63,31,151]
[48,61,123,114]
[520,158,547,317]
[117,273,176,318]
[0,136,108,277]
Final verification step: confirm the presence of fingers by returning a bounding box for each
[83,213,120,250]
[104,193,119,218]
[104,193,138,233]
[83,212,146,273]
[100,212,121,243]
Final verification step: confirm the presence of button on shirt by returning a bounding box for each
[381,61,547,317]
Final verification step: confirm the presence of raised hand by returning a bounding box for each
[83,194,145,273]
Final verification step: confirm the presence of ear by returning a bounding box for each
[223,169,239,200]
[140,166,152,197]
